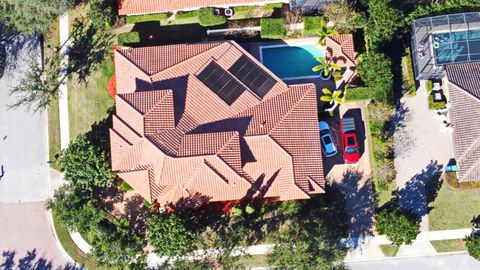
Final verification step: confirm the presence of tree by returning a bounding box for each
[267,221,347,270]
[91,218,146,269]
[147,212,198,257]
[59,134,116,191]
[312,56,341,77]
[357,52,394,104]
[320,88,344,106]
[9,52,62,111]
[376,204,420,245]
[465,233,480,260]
[0,0,74,34]
[316,20,339,46]
[323,0,367,33]
[366,0,404,49]
[87,0,118,30]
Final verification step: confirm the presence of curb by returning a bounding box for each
[345,250,468,264]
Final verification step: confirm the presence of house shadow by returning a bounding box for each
[329,169,375,240]
[1,249,81,270]
[395,160,443,217]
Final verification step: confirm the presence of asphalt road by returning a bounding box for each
[0,33,73,269]
[348,253,480,270]
[0,34,49,203]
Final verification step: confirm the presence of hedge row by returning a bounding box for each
[198,7,227,27]
[303,16,324,35]
[260,18,285,39]
[117,31,140,46]
[126,13,168,24]
[262,2,284,10]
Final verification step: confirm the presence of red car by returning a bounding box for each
[341,117,360,163]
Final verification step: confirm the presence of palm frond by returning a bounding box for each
[322,88,332,95]
[320,95,333,102]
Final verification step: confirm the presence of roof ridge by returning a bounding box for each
[268,85,315,136]
[458,135,480,165]
[149,42,229,78]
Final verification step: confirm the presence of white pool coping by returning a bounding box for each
[259,38,326,81]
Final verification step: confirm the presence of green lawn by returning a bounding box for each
[431,239,466,253]
[68,58,114,141]
[429,181,480,230]
[52,212,116,270]
[379,244,400,257]
[238,254,269,268]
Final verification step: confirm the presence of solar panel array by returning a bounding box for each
[229,55,276,98]
[197,61,246,105]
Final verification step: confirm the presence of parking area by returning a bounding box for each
[320,101,375,239]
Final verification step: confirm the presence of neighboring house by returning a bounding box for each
[411,12,480,80]
[118,0,339,16]
[118,0,288,16]
[109,41,325,209]
[445,62,480,182]
[325,34,358,84]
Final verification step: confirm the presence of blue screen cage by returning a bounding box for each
[411,12,480,80]
[289,0,340,13]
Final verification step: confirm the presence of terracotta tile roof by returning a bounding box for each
[446,63,480,182]
[118,0,285,15]
[326,34,357,68]
[110,40,324,208]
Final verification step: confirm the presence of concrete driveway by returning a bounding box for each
[0,34,50,203]
[393,83,454,230]
[0,33,73,269]
[322,102,375,241]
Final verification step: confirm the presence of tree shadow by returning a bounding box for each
[0,31,39,75]
[395,160,443,217]
[391,101,414,158]
[67,18,114,83]
[1,249,81,270]
[123,194,150,240]
[85,106,115,153]
[330,169,375,240]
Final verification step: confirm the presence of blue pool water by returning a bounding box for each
[260,44,325,79]
[434,30,480,65]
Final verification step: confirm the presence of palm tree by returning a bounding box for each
[312,57,341,77]
[332,69,344,81]
[320,88,344,105]
[317,20,339,46]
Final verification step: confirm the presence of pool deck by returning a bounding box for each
[240,38,337,107]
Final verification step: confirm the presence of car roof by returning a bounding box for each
[318,121,330,131]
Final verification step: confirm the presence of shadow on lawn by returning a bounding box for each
[1,249,80,270]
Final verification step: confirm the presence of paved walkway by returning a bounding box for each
[59,11,70,149]
[393,82,454,231]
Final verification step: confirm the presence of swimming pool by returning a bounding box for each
[260,44,325,80]
[433,29,480,65]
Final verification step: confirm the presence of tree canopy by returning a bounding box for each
[376,204,420,245]
[0,0,74,34]
[357,52,394,105]
[323,0,366,34]
[366,0,404,50]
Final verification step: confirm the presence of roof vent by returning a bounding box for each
[260,120,266,128]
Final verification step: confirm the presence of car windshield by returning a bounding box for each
[323,135,332,145]
[347,136,355,146]
[346,147,358,154]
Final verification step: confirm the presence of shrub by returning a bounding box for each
[345,86,371,101]
[373,158,396,186]
[147,213,198,256]
[260,18,285,39]
[175,10,199,19]
[428,95,446,110]
[376,205,421,245]
[358,52,394,104]
[87,0,118,29]
[262,2,284,10]
[466,233,480,260]
[303,16,324,35]
[126,13,168,24]
[119,181,134,191]
[117,31,140,46]
[198,7,227,27]
[408,0,480,23]
[426,80,433,94]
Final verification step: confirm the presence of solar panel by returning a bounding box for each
[229,55,277,98]
[197,61,246,105]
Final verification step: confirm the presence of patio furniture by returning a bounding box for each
[434,92,442,101]
[433,82,441,91]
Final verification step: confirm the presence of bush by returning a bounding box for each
[119,181,134,191]
[303,16,324,35]
[358,52,394,104]
[376,205,421,245]
[373,158,396,186]
[87,0,118,29]
[117,31,140,46]
[126,13,168,24]
[260,18,285,39]
[147,213,198,256]
[428,95,446,110]
[198,7,227,27]
[175,10,199,19]
[466,233,480,260]
[408,0,480,23]
[262,3,284,10]
[345,87,371,101]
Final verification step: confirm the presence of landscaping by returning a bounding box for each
[260,18,285,39]
[428,180,480,230]
[431,239,467,253]
[379,244,400,257]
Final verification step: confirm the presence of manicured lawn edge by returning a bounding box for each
[431,239,466,253]
[379,244,400,257]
